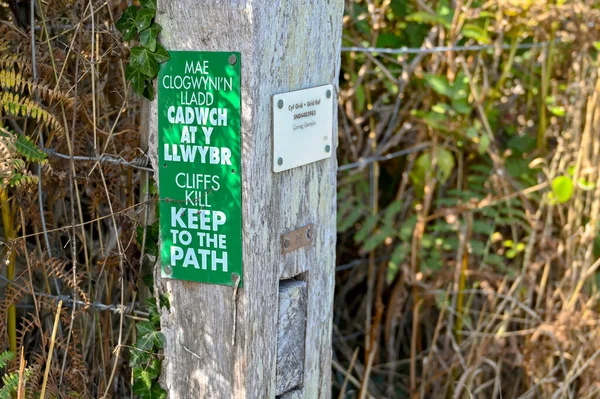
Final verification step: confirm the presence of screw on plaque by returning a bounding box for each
[283,238,291,248]
[278,99,284,109]
[277,157,283,166]
[228,54,237,65]
[325,145,331,153]
[306,229,313,239]
[231,272,240,283]
[326,89,332,98]
[164,266,172,275]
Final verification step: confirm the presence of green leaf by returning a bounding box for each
[578,178,596,191]
[424,74,454,98]
[129,347,151,367]
[135,8,156,32]
[144,82,155,101]
[133,380,167,399]
[125,64,148,97]
[130,47,159,77]
[478,134,490,155]
[435,147,455,184]
[140,23,162,52]
[153,43,171,63]
[451,98,471,115]
[0,351,14,369]
[548,106,566,117]
[461,24,491,44]
[551,176,574,203]
[136,321,165,350]
[354,214,378,243]
[15,135,47,163]
[116,6,138,41]
[338,206,363,232]
[406,12,450,28]
[146,298,161,326]
[505,248,518,259]
[140,0,157,10]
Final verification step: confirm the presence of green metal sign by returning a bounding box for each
[158,51,242,286]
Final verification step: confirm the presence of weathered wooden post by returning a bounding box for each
[148,1,343,397]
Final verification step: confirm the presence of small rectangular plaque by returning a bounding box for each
[157,51,243,286]
[273,84,334,172]
[281,224,314,254]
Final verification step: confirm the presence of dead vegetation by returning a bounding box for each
[334,0,600,398]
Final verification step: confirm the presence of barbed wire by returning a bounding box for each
[341,41,550,55]
[43,147,154,172]
[337,142,431,172]
[0,274,147,318]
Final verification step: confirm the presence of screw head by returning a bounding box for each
[306,229,313,239]
[277,99,284,109]
[164,265,172,275]
[228,54,237,65]
[283,239,291,248]
[326,89,332,98]
[325,145,331,153]
[277,157,283,166]
[231,272,240,283]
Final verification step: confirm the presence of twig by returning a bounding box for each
[40,300,63,399]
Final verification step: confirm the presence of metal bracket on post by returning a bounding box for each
[281,224,315,254]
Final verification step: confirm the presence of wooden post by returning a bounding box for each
[149,1,343,397]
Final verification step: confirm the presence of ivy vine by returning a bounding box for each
[129,279,170,399]
[116,0,170,100]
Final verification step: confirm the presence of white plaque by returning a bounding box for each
[273,84,334,172]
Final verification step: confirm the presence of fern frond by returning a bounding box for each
[0,69,73,107]
[0,351,14,369]
[0,372,19,399]
[0,92,64,137]
[14,135,47,164]
[8,172,38,188]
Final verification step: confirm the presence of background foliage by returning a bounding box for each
[335,0,600,398]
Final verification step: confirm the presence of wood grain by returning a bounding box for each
[276,280,307,395]
[149,1,343,397]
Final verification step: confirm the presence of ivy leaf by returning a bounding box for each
[125,64,147,97]
[132,380,167,399]
[133,359,161,388]
[130,47,159,77]
[129,347,151,367]
[135,8,156,32]
[144,82,155,101]
[140,23,161,52]
[140,0,157,10]
[153,43,171,63]
[136,321,165,351]
[551,176,574,203]
[116,6,138,41]
[146,298,161,326]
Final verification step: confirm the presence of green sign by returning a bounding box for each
[157,51,242,286]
